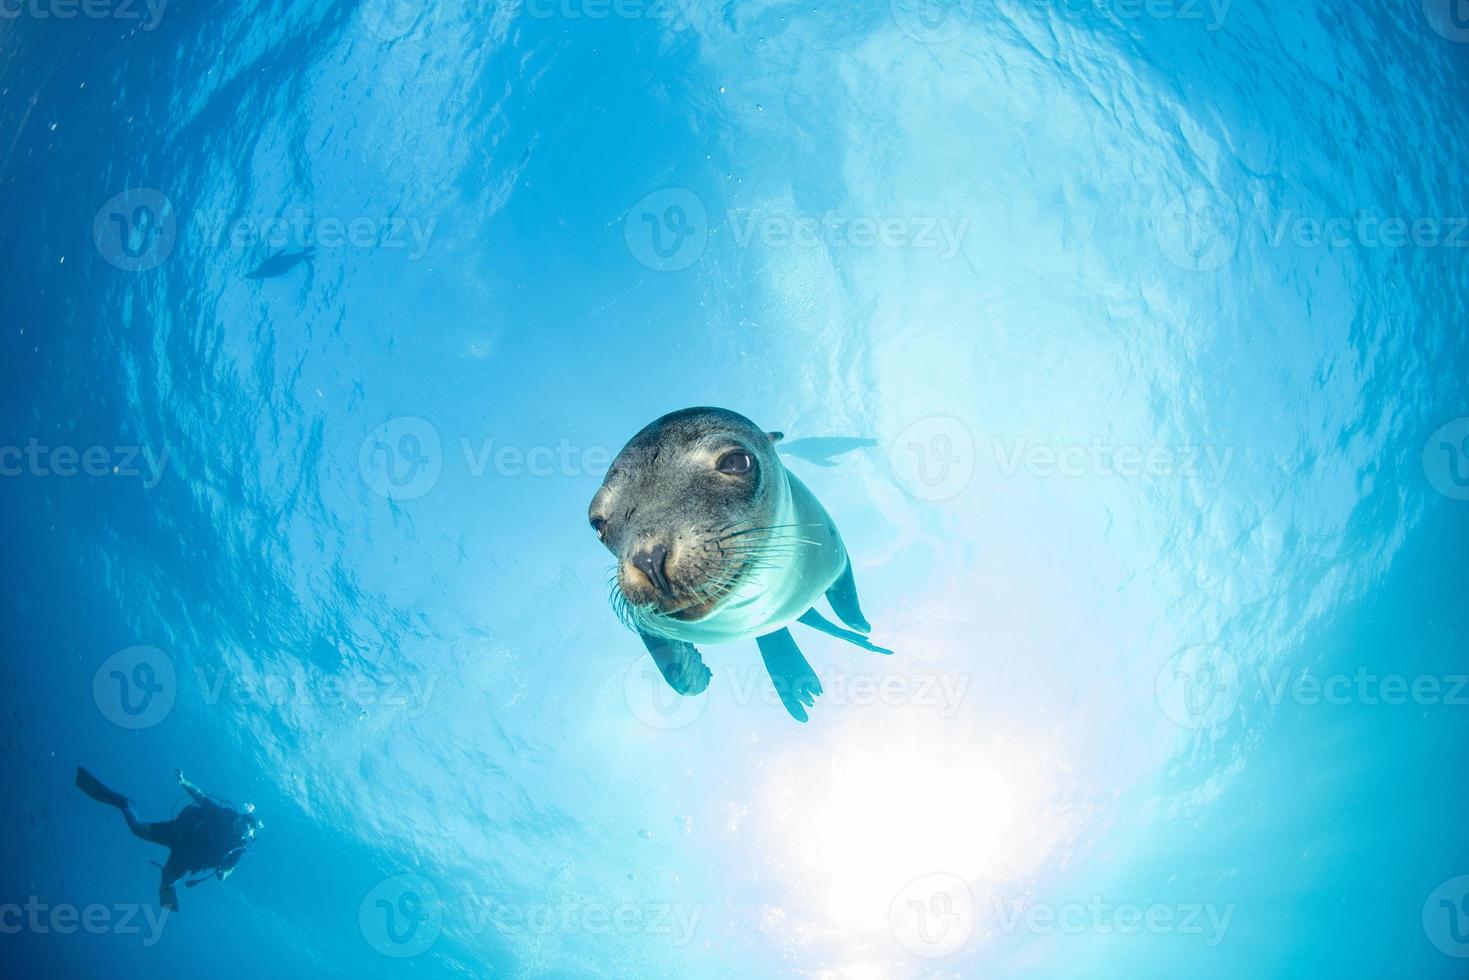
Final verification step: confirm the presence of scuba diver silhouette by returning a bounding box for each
[75,766,263,911]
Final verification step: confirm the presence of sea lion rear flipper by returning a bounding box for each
[639,632,712,696]
[797,609,893,655]
[825,560,872,634]
[756,629,822,723]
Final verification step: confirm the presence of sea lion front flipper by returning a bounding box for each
[797,609,893,655]
[639,632,712,696]
[825,560,872,634]
[756,628,823,723]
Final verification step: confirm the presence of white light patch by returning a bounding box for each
[757,710,1082,963]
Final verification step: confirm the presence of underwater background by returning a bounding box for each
[2,0,1468,977]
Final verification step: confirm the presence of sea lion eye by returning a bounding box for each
[590,517,608,538]
[717,451,754,475]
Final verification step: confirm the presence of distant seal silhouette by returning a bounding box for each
[245,246,315,280]
[778,436,878,467]
[589,407,889,721]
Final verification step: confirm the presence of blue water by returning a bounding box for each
[2,1,1468,977]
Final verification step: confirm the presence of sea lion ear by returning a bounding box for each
[766,431,784,444]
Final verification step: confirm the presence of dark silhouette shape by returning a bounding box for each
[778,437,878,467]
[245,246,315,279]
[76,767,262,911]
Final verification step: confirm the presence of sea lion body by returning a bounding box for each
[589,407,889,721]
[651,470,848,645]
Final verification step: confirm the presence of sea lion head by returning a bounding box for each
[590,407,786,630]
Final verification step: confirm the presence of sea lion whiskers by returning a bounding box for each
[716,522,824,542]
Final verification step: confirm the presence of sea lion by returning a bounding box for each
[245,246,315,280]
[778,436,879,467]
[589,407,889,721]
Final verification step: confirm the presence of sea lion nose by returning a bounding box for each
[631,543,672,596]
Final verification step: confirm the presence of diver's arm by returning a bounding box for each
[175,769,209,805]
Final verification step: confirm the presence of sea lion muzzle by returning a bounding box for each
[629,543,672,596]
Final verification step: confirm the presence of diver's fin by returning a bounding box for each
[75,767,129,809]
[824,560,872,634]
[639,632,712,696]
[756,628,822,722]
[798,609,893,655]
